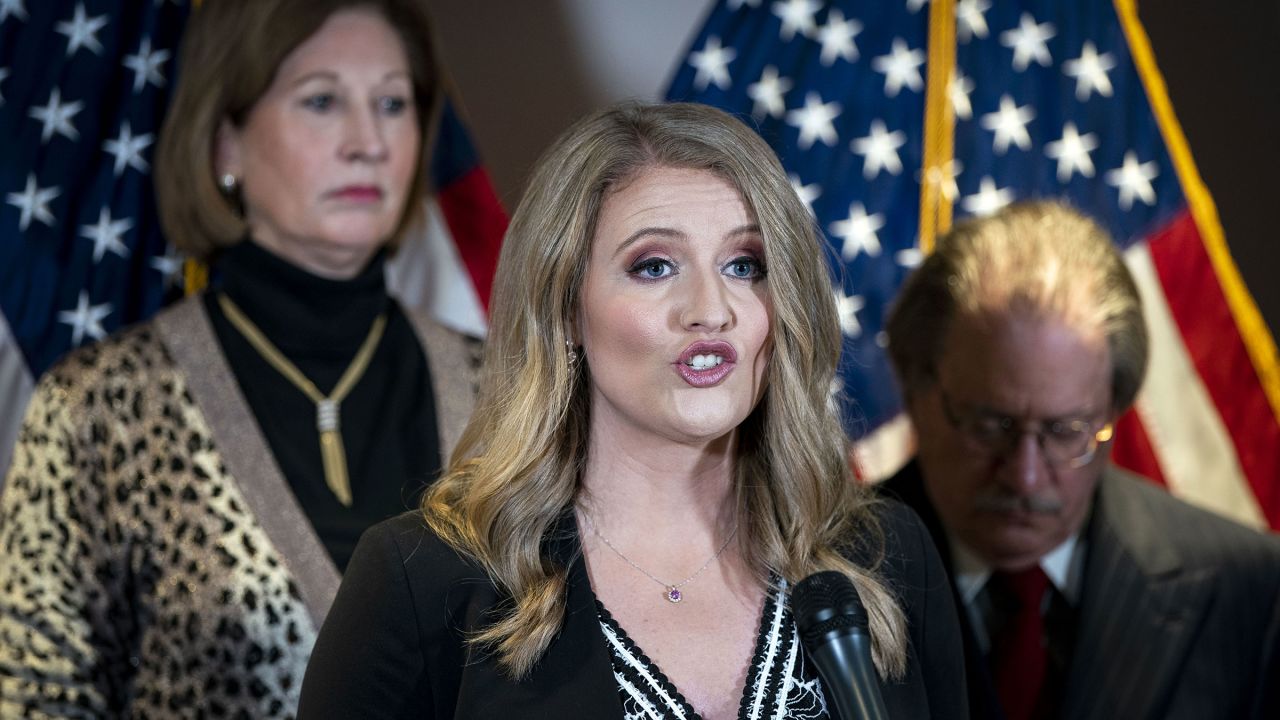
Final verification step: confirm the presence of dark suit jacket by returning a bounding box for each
[881,461,1280,720]
[297,501,970,719]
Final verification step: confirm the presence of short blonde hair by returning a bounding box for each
[154,0,439,260]
[887,200,1148,411]
[425,102,908,680]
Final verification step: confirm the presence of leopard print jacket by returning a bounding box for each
[0,298,477,719]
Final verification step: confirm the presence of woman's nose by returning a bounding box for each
[678,270,732,332]
[341,108,389,162]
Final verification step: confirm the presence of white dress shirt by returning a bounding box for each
[949,531,1087,653]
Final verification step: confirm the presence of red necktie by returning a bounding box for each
[989,566,1051,720]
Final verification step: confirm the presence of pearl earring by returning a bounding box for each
[219,173,238,193]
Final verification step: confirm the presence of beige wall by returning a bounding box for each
[427,0,715,209]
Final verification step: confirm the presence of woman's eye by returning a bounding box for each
[302,94,336,112]
[627,257,675,280]
[724,255,765,279]
[378,95,411,115]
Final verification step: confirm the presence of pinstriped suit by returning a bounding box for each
[883,462,1280,720]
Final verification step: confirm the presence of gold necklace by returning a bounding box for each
[581,512,739,604]
[218,293,387,507]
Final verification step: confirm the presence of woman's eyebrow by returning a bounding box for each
[613,227,683,258]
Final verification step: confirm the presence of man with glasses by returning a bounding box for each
[881,201,1280,720]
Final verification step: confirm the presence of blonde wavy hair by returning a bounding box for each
[423,102,908,679]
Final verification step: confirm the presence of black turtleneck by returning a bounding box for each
[204,240,441,572]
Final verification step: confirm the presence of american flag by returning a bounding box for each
[0,0,505,476]
[387,96,506,340]
[0,0,190,474]
[668,0,1280,530]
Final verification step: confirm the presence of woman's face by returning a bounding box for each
[217,8,419,278]
[577,166,773,448]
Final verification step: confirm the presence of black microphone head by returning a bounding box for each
[792,571,870,648]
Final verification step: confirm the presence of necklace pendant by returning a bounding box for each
[665,587,683,604]
[316,399,339,432]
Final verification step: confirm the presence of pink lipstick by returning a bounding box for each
[330,185,383,202]
[673,340,737,387]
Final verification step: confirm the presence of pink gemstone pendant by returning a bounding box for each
[665,587,683,604]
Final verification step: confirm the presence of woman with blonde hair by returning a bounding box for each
[299,102,965,719]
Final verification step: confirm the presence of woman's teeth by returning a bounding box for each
[687,354,724,370]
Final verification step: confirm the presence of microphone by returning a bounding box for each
[792,571,890,720]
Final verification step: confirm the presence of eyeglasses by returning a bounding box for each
[938,389,1114,468]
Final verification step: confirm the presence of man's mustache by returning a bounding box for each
[972,487,1064,515]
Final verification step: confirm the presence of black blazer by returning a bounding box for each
[297,500,970,719]
[881,461,1280,720]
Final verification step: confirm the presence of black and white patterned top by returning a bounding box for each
[597,578,830,720]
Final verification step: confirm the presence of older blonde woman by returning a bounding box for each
[299,102,967,719]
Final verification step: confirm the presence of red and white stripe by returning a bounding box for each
[388,166,507,339]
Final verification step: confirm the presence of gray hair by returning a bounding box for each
[886,200,1148,412]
